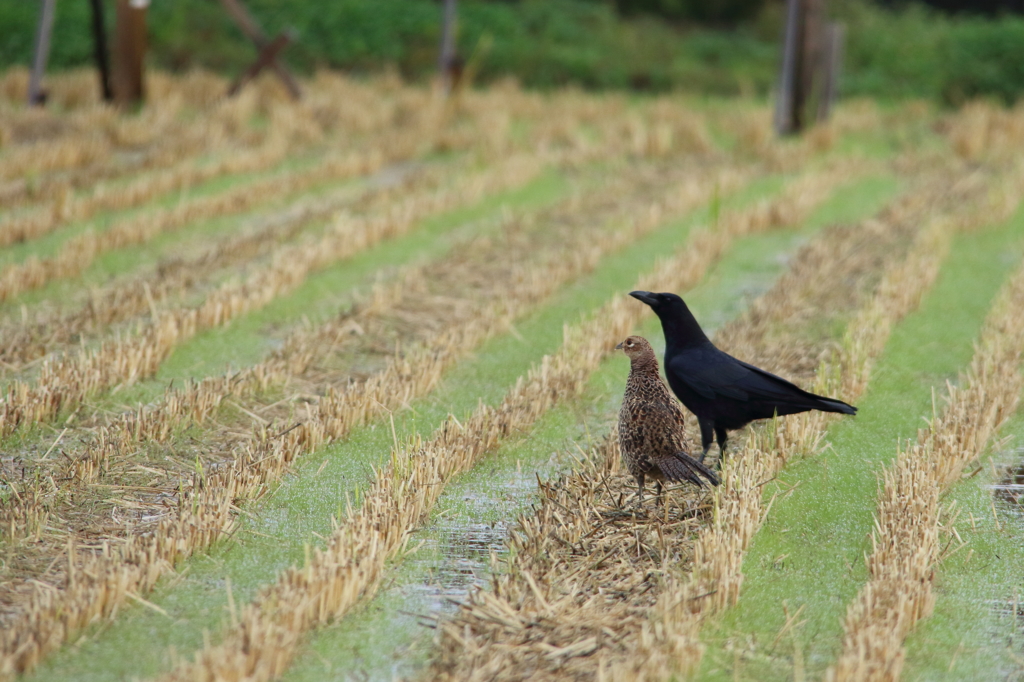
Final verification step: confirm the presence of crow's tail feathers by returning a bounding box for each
[660,452,720,487]
[817,396,857,415]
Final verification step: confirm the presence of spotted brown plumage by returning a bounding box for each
[616,335,719,505]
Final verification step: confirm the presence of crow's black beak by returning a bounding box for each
[615,341,624,350]
[629,290,658,306]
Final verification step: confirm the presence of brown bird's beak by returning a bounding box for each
[615,341,624,350]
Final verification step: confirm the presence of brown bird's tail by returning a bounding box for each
[660,452,720,487]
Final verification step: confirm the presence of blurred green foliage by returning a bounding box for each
[613,0,768,24]
[834,0,1024,105]
[0,2,96,71]
[2,0,1024,104]
[941,18,1024,104]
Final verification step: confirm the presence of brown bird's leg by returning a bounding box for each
[636,473,645,507]
[655,481,664,507]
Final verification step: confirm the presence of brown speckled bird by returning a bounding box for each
[617,335,719,504]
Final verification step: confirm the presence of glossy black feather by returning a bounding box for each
[630,290,857,461]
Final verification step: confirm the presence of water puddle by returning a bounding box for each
[405,467,545,610]
[285,445,580,682]
[990,448,1024,507]
[982,445,1024,662]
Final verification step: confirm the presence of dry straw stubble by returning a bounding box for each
[0,149,515,368]
[0,73,298,209]
[620,161,1024,681]
[0,98,452,301]
[427,171,933,682]
[0,149,751,678]
[0,80,729,378]
[826,242,1024,682]
[0,70,444,211]
[425,156,1024,675]
[0,151,551,438]
[148,161,854,682]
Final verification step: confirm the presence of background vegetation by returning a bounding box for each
[2,0,1024,104]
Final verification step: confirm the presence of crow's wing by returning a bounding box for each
[667,348,807,402]
[734,358,825,399]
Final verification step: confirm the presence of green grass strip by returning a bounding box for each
[280,173,900,682]
[698,213,1024,681]
[0,172,376,319]
[0,169,568,448]
[22,171,892,682]
[0,150,488,319]
[20,161,789,682]
[0,145,343,272]
[899,409,1024,681]
[108,168,569,407]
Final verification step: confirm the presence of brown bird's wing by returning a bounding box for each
[635,396,718,486]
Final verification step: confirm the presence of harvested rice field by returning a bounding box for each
[2,69,1024,682]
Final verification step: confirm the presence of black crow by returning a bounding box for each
[617,335,719,505]
[629,291,857,462]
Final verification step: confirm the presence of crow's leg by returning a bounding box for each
[715,426,729,465]
[636,473,645,507]
[698,418,715,463]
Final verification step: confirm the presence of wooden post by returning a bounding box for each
[227,31,295,97]
[817,22,845,123]
[113,0,147,107]
[438,0,457,95]
[774,0,801,135]
[797,0,824,130]
[774,0,826,135]
[219,0,302,100]
[27,0,57,106]
[89,0,114,102]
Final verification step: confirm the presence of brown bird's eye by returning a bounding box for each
[627,341,634,347]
